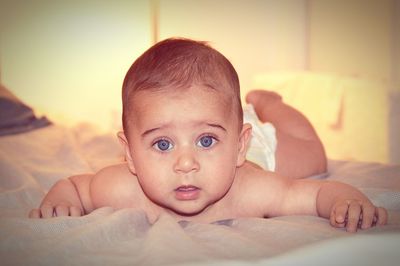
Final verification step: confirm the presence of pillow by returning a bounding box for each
[0,84,51,136]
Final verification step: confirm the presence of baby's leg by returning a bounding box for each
[246,90,327,179]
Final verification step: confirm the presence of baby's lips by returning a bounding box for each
[175,185,199,191]
[174,185,201,200]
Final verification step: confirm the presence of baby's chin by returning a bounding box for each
[163,202,213,220]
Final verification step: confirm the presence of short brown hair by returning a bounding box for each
[122,38,242,132]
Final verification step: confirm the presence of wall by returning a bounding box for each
[390,0,400,163]
[395,0,400,89]
[0,0,151,131]
[157,0,308,99]
[308,0,399,164]
[309,0,393,82]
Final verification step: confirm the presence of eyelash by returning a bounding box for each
[152,137,173,152]
[197,134,218,148]
[151,134,219,152]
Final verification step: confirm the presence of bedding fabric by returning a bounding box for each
[0,84,51,136]
[0,124,399,266]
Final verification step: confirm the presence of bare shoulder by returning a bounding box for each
[235,161,324,217]
[236,161,291,190]
[233,161,292,217]
[92,162,132,183]
[90,162,145,209]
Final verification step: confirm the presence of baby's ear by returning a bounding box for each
[236,123,252,167]
[117,131,137,175]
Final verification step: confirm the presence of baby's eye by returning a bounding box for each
[153,139,173,151]
[197,135,217,148]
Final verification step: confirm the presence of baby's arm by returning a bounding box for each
[278,178,388,232]
[243,163,388,232]
[315,181,387,232]
[29,174,94,218]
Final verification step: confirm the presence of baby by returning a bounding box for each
[29,38,387,232]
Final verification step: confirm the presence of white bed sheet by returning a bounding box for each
[0,125,399,266]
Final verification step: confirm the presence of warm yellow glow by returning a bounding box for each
[253,72,389,163]
[158,0,308,96]
[309,0,392,82]
[0,0,152,132]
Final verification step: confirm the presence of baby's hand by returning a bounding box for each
[29,201,82,218]
[330,199,387,232]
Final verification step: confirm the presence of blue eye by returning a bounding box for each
[197,135,217,148]
[154,139,173,151]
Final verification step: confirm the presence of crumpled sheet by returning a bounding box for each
[0,124,399,266]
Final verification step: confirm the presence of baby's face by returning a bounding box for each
[124,85,245,216]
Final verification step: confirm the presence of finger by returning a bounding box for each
[376,207,388,226]
[55,205,69,217]
[40,202,55,218]
[330,208,346,228]
[360,203,375,229]
[346,201,362,233]
[333,201,349,226]
[29,209,41,219]
[69,206,82,217]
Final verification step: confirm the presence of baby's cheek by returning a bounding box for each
[212,164,236,186]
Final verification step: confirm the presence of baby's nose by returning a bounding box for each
[173,150,200,173]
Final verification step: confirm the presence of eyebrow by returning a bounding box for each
[206,123,227,132]
[141,127,162,138]
[141,123,227,138]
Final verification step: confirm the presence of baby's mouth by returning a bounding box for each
[174,185,200,200]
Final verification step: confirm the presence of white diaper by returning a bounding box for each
[243,104,277,171]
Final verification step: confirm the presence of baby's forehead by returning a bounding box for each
[125,85,240,127]
[131,84,235,106]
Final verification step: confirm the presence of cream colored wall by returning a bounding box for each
[157,0,308,99]
[309,0,393,82]
[308,0,399,164]
[0,0,151,131]
[390,1,400,163]
[394,0,400,90]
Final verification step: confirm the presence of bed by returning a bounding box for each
[0,84,399,266]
